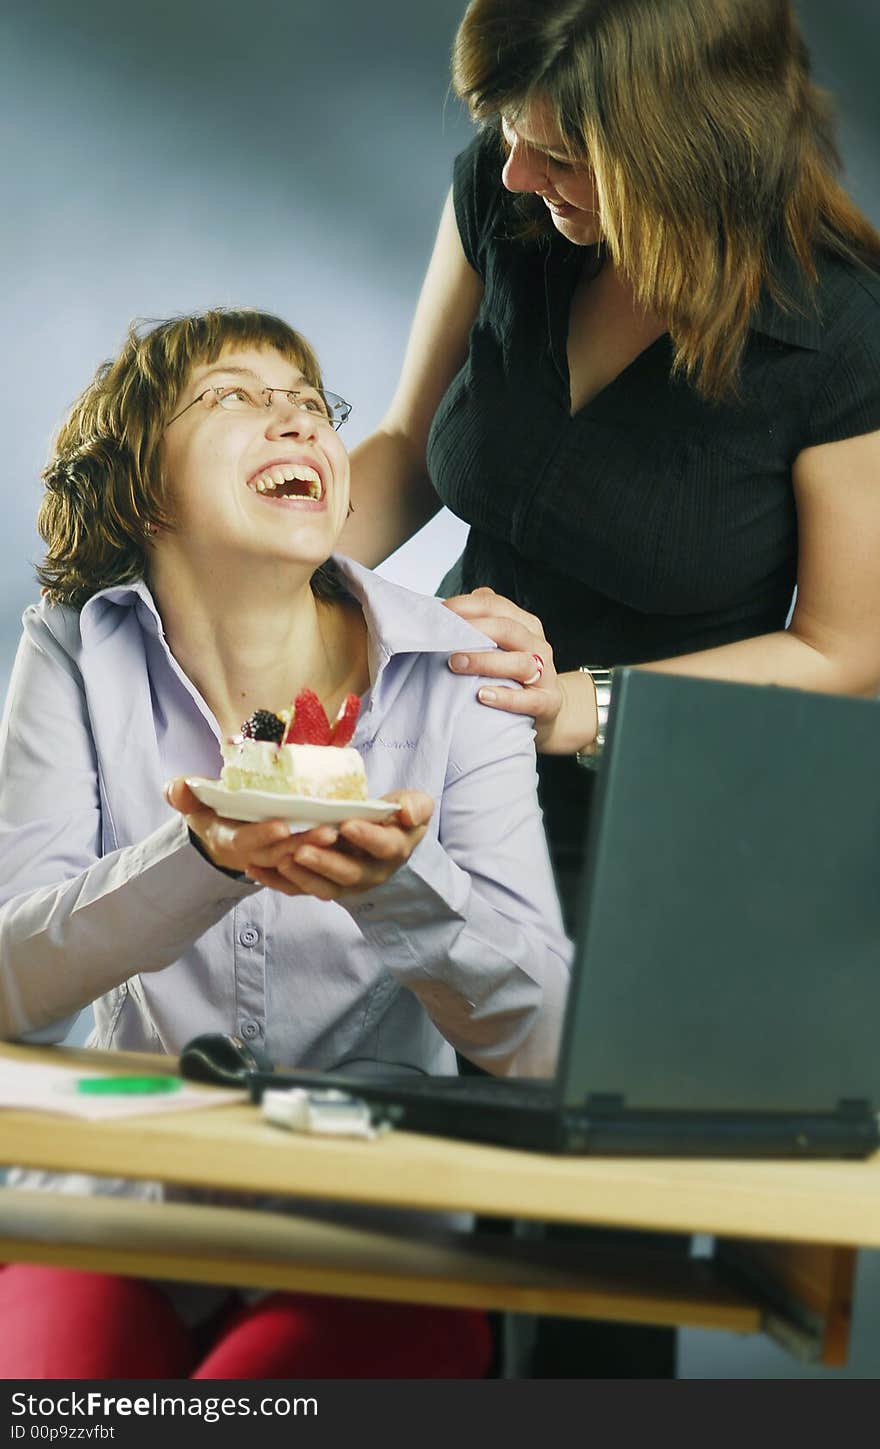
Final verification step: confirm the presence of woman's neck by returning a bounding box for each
[149,558,368,739]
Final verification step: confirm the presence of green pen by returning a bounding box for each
[74,1075,182,1095]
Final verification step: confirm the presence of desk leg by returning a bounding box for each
[716,1240,856,1367]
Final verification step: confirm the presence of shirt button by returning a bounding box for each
[238,926,261,948]
[240,1019,261,1040]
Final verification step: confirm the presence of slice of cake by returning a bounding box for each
[220,739,367,800]
[221,690,368,800]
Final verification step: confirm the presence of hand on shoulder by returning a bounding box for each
[443,588,597,754]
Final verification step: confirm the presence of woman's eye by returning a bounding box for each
[217,387,257,410]
[303,396,330,416]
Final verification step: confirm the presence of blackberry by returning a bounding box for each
[241,709,285,742]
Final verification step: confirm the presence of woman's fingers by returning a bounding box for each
[449,648,550,684]
[278,824,340,851]
[165,776,298,870]
[443,594,556,693]
[336,793,431,861]
[282,846,384,891]
[475,684,558,717]
[243,862,343,899]
[164,778,204,815]
[373,789,434,830]
[278,791,434,895]
[243,865,304,897]
[337,821,428,862]
[246,791,435,901]
[169,769,435,899]
[245,828,336,870]
[447,613,550,657]
[444,589,543,638]
[202,818,293,869]
[272,842,404,896]
[441,590,568,746]
[271,855,365,897]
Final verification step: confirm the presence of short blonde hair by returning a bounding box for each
[38,308,330,608]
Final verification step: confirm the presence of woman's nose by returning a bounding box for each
[501,139,546,195]
[265,401,319,442]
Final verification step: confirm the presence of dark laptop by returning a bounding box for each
[245,670,880,1157]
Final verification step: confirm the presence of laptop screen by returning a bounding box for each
[558,671,880,1114]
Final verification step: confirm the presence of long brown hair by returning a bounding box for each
[38,309,342,609]
[453,0,880,399]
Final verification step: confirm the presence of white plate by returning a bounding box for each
[185,777,399,828]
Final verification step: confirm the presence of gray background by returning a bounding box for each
[1,0,878,1378]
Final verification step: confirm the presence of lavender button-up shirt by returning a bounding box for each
[0,557,571,1079]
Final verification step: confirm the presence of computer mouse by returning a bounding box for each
[179,1032,273,1086]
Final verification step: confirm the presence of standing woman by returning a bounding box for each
[343,0,880,1374]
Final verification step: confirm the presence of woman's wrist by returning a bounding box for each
[187,826,248,882]
[539,669,599,755]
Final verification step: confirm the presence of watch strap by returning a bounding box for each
[576,666,614,770]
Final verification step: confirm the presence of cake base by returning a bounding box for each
[220,739,368,801]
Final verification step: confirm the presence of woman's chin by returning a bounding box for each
[550,212,602,247]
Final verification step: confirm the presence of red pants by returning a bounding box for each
[0,1266,492,1379]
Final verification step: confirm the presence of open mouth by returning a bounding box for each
[247,464,323,501]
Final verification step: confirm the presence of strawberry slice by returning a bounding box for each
[330,693,361,747]
[282,688,331,745]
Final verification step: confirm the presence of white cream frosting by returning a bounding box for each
[221,739,368,799]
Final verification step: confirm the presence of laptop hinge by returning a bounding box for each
[836,1097,872,1117]
[584,1093,625,1113]
[570,1095,879,1158]
[582,1096,875,1119]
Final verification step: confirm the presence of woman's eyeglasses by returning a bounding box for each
[167,383,352,430]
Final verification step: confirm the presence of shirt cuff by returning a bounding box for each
[187,827,249,882]
[131,814,259,923]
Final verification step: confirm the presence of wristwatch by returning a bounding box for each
[576,667,614,770]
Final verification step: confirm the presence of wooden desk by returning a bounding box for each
[0,1043,873,1367]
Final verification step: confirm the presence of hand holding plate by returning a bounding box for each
[249,789,435,901]
[165,777,340,877]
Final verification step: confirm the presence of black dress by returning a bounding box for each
[426,132,880,1378]
[429,131,880,929]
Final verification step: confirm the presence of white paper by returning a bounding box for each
[0,1058,244,1120]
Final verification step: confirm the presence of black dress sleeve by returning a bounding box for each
[452,130,507,280]
[803,271,880,449]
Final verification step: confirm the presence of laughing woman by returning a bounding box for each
[0,308,570,1379]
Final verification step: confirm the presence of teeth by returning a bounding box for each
[289,464,322,499]
[248,464,323,499]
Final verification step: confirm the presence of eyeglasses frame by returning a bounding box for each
[166,383,352,430]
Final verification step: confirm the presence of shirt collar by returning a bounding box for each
[749,248,825,351]
[80,558,494,662]
[80,575,165,646]
[332,554,496,660]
